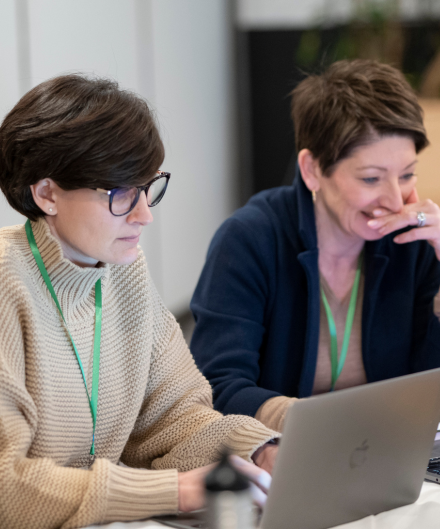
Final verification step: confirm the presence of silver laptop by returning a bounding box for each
[261,367,440,529]
[153,368,440,529]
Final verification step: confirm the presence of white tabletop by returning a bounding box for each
[87,522,163,528]
[331,482,440,528]
[86,481,440,529]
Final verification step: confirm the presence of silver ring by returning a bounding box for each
[416,211,426,228]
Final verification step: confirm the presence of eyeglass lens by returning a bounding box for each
[110,176,168,215]
[147,177,168,207]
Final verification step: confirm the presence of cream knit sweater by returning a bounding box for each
[0,219,279,529]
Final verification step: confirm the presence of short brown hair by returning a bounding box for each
[0,74,164,220]
[291,59,428,175]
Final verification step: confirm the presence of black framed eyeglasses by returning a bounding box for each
[96,171,170,217]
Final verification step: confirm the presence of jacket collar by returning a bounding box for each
[292,164,318,251]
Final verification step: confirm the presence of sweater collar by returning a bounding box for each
[30,217,110,321]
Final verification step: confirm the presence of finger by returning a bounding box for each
[405,188,419,204]
[371,208,390,217]
[249,482,268,509]
[369,209,440,235]
[393,226,440,245]
[230,455,272,493]
[230,455,271,489]
[368,210,419,235]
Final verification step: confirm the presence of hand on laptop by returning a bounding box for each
[177,455,272,512]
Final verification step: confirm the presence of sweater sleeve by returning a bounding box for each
[255,396,297,432]
[120,283,280,472]
[0,291,183,529]
[190,216,282,417]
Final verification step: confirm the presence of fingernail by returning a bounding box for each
[373,209,384,216]
[368,220,380,227]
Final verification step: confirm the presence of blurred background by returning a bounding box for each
[1,0,440,335]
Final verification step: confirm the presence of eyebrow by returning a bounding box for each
[356,160,417,172]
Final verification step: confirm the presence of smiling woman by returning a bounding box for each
[190,59,440,432]
[0,75,280,529]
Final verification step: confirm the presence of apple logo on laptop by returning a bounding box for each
[349,439,369,469]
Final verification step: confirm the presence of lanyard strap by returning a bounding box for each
[25,220,102,455]
[320,251,363,391]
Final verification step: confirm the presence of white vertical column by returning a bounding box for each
[133,0,164,297]
[150,0,237,314]
[0,0,21,119]
[15,0,31,96]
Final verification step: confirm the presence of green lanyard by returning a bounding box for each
[25,220,102,457]
[320,252,363,391]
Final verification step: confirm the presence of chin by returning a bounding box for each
[361,229,386,242]
[107,249,139,266]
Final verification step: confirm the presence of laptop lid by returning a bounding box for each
[261,368,440,529]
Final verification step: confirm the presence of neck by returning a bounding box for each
[314,196,364,265]
[45,216,99,268]
[314,198,364,300]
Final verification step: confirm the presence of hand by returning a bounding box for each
[251,442,279,475]
[367,189,440,260]
[177,455,271,512]
[178,463,215,513]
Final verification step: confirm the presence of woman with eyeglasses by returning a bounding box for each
[0,75,279,529]
[190,60,440,432]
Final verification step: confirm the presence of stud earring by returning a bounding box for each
[49,208,53,212]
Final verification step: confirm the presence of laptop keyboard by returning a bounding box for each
[426,457,440,484]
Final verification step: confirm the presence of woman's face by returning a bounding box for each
[33,181,153,267]
[313,135,417,242]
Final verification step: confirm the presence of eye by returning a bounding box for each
[400,173,415,181]
[361,177,379,184]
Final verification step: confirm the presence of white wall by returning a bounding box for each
[0,1,26,227]
[236,0,440,29]
[0,1,21,119]
[150,0,236,312]
[236,0,353,29]
[0,0,236,315]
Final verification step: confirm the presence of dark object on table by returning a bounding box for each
[205,451,254,529]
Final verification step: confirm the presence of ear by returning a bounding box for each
[297,149,322,193]
[30,179,58,216]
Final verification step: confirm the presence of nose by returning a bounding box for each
[127,189,154,225]
[379,179,404,213]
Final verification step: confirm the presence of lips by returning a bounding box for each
[119,235,140,242]
[362,211,375,219]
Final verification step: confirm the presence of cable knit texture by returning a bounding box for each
[0,219,279,529]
